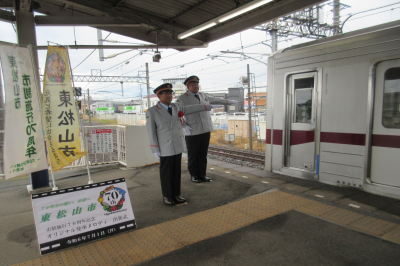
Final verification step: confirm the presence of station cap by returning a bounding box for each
[154,83,173,94]
[184,76,199,86]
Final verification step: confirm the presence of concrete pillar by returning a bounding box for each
[15,0,39,70]
[15,0,49,188]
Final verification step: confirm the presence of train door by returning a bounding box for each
[285,73,318,173]
[370,60,400,187]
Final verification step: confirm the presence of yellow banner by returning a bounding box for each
[43,46,87,171]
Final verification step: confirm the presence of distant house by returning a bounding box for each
[245,92,266,113]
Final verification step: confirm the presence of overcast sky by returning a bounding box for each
[1,0,400,100]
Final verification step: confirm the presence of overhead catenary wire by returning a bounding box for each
[72,32,112,70]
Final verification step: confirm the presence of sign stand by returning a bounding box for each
[28,45,58,190]
[66,46,93,184]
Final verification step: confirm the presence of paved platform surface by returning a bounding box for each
[1,155,400,266]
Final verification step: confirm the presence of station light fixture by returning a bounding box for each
[178,0,273,40]
[178,22,217,40]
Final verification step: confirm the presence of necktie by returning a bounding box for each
[195,94,200,102]
[167,106,172,115]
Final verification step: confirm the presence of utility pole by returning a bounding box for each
[270,29,278,52]
[140,84,143,114]
[97,29,104,61]
[247,64,253,151]
[333,0,341,35]
[87,89,92,123]
[83,92,86,117]
[120,82,124,97]
[146,63,150,110]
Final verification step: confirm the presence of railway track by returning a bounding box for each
[208,145,265,165]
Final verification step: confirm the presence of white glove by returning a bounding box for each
[183,125,192,136]
[230,100,239,104]
[154,152,160,159]
[211,105,223,108]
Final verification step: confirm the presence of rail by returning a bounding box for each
[208,145,265,165]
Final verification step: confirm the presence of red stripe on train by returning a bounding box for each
[320,132,365,146]
[290,130,314,145]
[266,130,400,148]
[372,134,400,148]
[266,129,283,145]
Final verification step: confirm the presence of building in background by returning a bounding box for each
[91,101,114,115]
[162,78,187,97]
[245,92,266,113]
[228,88,244,113]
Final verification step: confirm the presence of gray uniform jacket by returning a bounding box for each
[146,102,212,157]
[176,91,235,136]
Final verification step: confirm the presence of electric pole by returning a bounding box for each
[83,92,86,117]
[333,0,341,35]
[247,64,253,151]
[146,63,150,110]
[87,89,91,124]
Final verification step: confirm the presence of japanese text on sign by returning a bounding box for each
[91,129,113,154]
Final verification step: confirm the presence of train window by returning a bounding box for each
[382,67,400,128]
[294,78,314,123]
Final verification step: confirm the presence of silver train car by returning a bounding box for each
[266,20,400,199]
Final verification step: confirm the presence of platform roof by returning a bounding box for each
[1,0,324,50]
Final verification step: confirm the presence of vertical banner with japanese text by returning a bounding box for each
[32,178,136,255]
[0,45,48,179]
[43,46,87,171]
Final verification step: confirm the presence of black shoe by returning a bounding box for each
[163,197,175,205]
[173,196,186,203]
[191,176,202,183]
[199,176,212,182]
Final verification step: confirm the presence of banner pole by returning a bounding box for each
[66,46,93,184]
[28,45,58,190]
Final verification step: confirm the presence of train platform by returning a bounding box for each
[1,154,400,266]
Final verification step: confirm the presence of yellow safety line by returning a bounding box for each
[15,190,400,266]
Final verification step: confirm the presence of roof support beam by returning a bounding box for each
[114,0,125,8]
[58,0,191,35]
[34,0,207,45]
[0,8,15,22]
[35,44,208,50]
[34,15,141,26]
[0,0,13,8]
[206,0,325,42]
[167,0,211,24]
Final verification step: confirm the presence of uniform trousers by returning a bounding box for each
[185,132,210,177]
[159,153,182,198]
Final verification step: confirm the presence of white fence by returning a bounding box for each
[65,124,158,170]
[94,113,146,125]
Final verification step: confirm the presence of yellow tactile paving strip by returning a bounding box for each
[15,191,400,266]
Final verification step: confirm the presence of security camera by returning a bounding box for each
[153,52,161,62]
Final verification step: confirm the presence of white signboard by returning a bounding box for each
[31,178,136,255]
[91,129,113,154]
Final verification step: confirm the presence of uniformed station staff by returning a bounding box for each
[146,83,214,206]
[177,76,238,183]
